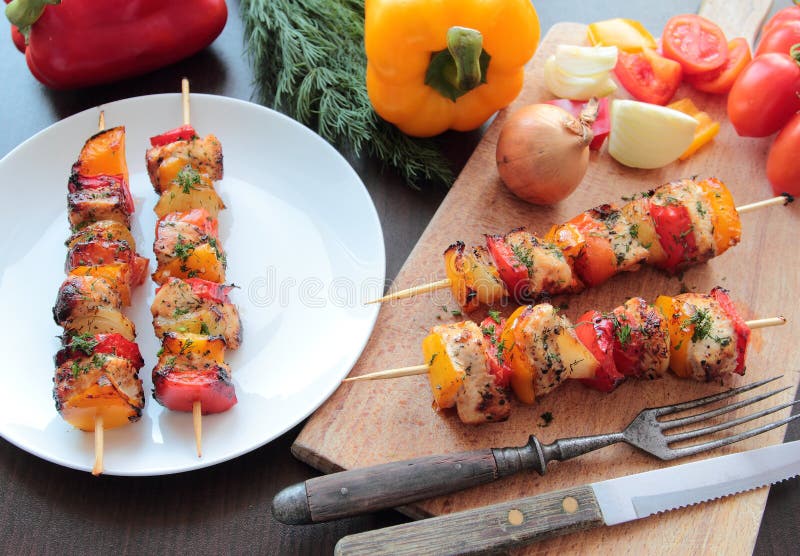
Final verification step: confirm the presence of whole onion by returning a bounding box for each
[496,101,596,205]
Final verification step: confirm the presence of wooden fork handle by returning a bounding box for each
[272,449,499,524]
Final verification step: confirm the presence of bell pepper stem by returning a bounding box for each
[446,26,484,92]
[5,0,60,37]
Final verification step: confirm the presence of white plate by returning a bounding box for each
[0,94,385,475]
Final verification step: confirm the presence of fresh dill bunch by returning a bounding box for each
[240,0,455,188]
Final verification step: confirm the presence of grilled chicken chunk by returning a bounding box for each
[146,134,223,192]
[54,275,135,341]
[151,278,241,349]
[504,229,581,299]
[611,297,670,380]
[672,293,739,381]
[152,215,226,284]
[54,353,144,431]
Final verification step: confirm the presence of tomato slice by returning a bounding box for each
[545,98,610,150]
[650,202,697,273]
[149,124,198,147]
[686,38,752,94]
[708,287,750,375]
[614,48,683,105]
[479,317,511,388]
[485,234,530,302]
[185,277,234,304]
[662,14,729,75]
[573,310,624,392]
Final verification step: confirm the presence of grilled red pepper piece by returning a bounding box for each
[68,173,135,215]
[6,0,227,89]
[650,202,697,273]
[150,125,198,147]
[56,333,144,369]
[573,310,624,392]
[485,234,530,302]
[153,362,237,414]
[479,316,511,388]
[185,277,234,304]
[709,287,750,375]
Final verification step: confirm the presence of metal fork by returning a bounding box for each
[272,375,799,524]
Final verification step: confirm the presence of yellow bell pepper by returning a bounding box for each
[365,0,540,137]
[587,18,657,52]
[667,98,721,160]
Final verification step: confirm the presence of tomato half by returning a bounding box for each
[767,111,800,197]
[573,311,624,393]
[149,125,198,147]
[614,48,682,105]
[686,38,752,94]
[662,14,728,75]
[727,52,800,137]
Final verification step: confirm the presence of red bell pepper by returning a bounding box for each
[485,234,530,302]
[545,98,610,150]
[5,0,227,89]
[573,310,625,393]
[479,317,512,388]
[185,277,234,304]
[650,202,697,273]
[150,125,198,147]
[56,333,144,369]
[709,287,749,375]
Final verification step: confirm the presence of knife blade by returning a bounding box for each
[333,440,800,556]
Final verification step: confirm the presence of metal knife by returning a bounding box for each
[333,440,800,556]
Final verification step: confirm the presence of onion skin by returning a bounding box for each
[496,103,593,205]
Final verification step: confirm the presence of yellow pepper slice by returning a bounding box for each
[421,331,464,410]
[499,306,537,404]
[587,18,657,52]
[653,295,692,378]
[667,98,721,160]
[365,0,540,137]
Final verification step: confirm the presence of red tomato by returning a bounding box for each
[762,2,800,36]
[686,38,752,94]
[709,287,749,375]
[149,125,198,147]
[10,25,25,53]
[185,277,234,304]
[545,98,610,150]
[479,317,512,388]
[485,234,530,302]
[662,14,728,75]
[727,52,800,137]
[650,203,697,274]
[614,48,683,105]
[755,20,800,56]
[573,311,624,393]
[767,111,800,197]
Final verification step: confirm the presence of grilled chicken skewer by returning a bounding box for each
[346,288,785,425]
[53,113,149,475]
[367,180,793,311]
[147,79,240,457]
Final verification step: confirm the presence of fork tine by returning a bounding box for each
[660,386,792,430]
[653,375,783,417]
[665,400,800,444]
[664,413,800,460]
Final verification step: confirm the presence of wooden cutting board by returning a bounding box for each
[295,1,798,553]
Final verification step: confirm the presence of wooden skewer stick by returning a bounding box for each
[736,194,793,214]
[193,401,203,458]
[91,110,107,477]
[92,415,104,476]
[365,195,793,306]
[343,317,787,383]
[180,77,204,458]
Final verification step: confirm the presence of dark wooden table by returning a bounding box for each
[0,2,796,554]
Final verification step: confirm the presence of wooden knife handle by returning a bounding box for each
[272,449,499,524]
[333,484,604,555]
